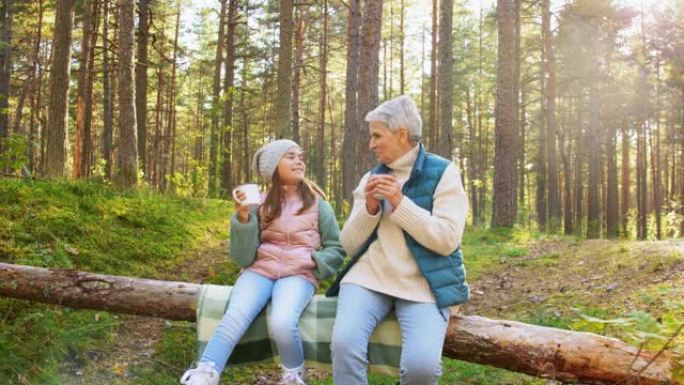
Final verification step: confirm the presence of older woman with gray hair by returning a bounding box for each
[326,95,469,385]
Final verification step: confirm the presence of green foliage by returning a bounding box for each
[523,307,574,329]
[0,178,230,384]
[664,200,683,238]
[0,134,30,174]
[168,163,209,198]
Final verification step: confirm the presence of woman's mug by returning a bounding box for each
[232,183,260,207]
[369,172,388,200]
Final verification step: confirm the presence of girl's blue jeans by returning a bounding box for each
[199,270,315,373]
[330,283,451,385]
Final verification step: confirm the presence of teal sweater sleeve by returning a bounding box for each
[312,199,346,280]
[228,207,260,268]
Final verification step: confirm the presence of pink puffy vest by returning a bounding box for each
[247,189,320,286]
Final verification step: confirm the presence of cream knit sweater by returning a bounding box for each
[340,145,469,303]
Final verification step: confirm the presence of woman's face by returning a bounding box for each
[368,121,410,164]
[276,148,306,185]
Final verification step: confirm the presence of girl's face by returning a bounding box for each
[276,148,306,185]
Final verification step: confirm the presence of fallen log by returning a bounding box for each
[0,262,672,384]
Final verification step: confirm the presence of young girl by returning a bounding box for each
[181,139,345,385]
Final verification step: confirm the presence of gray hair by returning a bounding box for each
[365,95,422,142]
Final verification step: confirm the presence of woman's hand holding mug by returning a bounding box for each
[364,174,387,215]
[367,174,403,211]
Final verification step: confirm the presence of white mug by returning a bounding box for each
[232,183,260,207]
[369,174,385,200]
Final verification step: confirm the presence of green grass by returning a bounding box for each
[0,178,231,384]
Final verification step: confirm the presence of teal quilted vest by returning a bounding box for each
[327,145,469,307]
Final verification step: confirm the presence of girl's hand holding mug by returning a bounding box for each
[233,190,250,223]
[232,183,260,224]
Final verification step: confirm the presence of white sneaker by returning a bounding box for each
[281,363,306,385]
[180,362,220,385]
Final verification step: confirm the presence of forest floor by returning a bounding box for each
[58,235,684,385]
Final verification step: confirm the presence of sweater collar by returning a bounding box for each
[373,143,426,179]
[387,144,420,172]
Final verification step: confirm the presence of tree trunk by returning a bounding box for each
[84,4,100,177]
[357,0,383,174]
[587,84,601,238]
[680,87,684,235]
[27,0,45,172]
[45,0,76,179]
[275,0,294,139]
[0,0,11,148]
[116,0,138,188]
[160,3,181,192]
[208,0,226,196]
[329,94,340,210]
[399,0,405,95]
[315,0,328,190]
[651,54,662,239]
[387,1,393,99]
[428,0,438,149]
[221,0,238,195]
[466,88,480,226]
[73,0,97,179]
[240,54,249,183]
[536,46,547,230]
[421,22,426,120]
[574,96,584,235]
[560,99,574,234]
[163,4,180,192]
[12,66,30,136]
[543,0,560,231]
[514,0,522,222]
[637,117,647,240]
[341,0,360,203]
[15,2,50,140]
[382,33,388,101]
[152,68,165,187]
[436,0,453,159]
[0,262,672,385]
[193,66,205,165]
[291,7,306,145]
[492,0,517,227]
[136,0,150,179]
[476,10,486,226]
[620,124,630,235]
[606,122,618,238]
[102,0,113,179]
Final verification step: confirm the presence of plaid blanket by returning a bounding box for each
[196,284,401,375]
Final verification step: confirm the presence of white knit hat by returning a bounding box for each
[252,139,301,182]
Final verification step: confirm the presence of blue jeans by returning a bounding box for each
[331,284,451,385]
[200,271,315,373]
